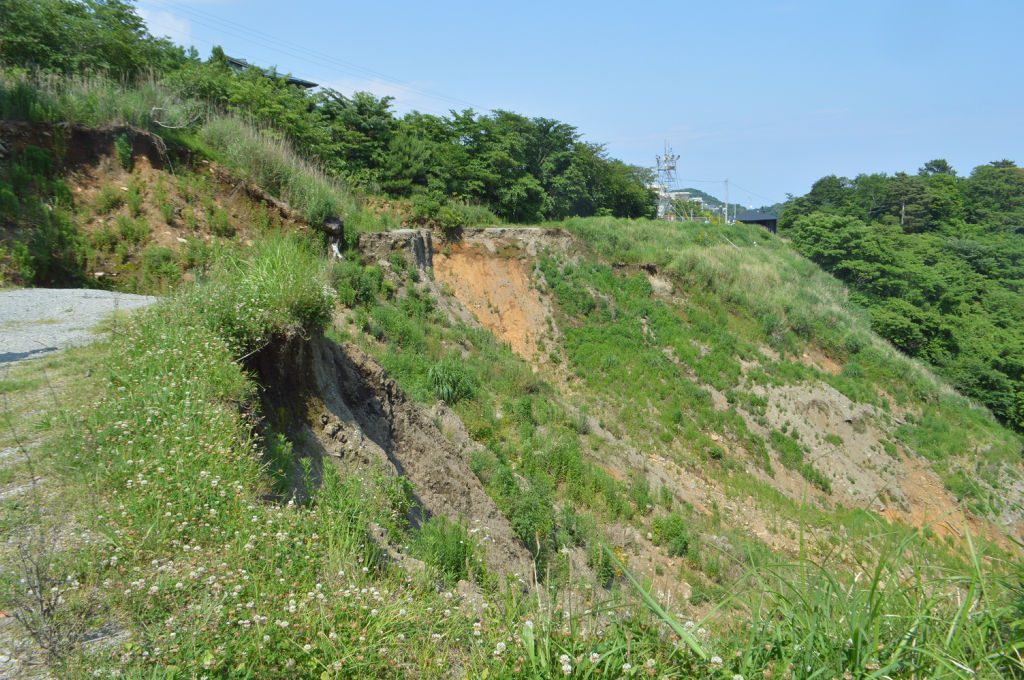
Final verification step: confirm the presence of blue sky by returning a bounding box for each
[136,0,1024,207]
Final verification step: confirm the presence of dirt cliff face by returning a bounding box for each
[0,121,177,170]
[250,331,533,583]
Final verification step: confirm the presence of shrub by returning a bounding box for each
[428,357,476,404]
[209,208,234,237]
[412,516,481,585]
[114,133,132,170]
[651,513,693,558]
[11,206,84,284]
[181,237,213,272]
[21,145,53,177]
[116,215,149,245]
[139,245,180,291]
[159,202,175,224]
[126,185,143,217]
[411,192,442,224]
[0,185,19,220]
[506,487,554,563]
[89,225,118,252]
[437,205,464,239]
[95,185,124,214]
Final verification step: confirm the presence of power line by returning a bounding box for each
[141,0,482,115]
[729,180,774,204]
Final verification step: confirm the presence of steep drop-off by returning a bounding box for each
[250,331,534,583]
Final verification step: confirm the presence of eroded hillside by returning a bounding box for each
[353,223,1024,602]
[2,128,1022,679]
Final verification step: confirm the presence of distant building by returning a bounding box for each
[225,56,318,89]
[735,210,778,234]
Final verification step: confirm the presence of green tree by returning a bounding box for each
[918,158,956,176]
[0,0,184,78]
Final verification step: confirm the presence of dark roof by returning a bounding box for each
[735,210,778,222]
[225,56,318,89]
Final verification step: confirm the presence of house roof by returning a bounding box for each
[225,56,318,89]
[735,210,778,222]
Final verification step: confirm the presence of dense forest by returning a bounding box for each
[0,0,655,224]
[779,161,1024,431]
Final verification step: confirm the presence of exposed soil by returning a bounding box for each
[396,228,1022,556]
[362,228,572,365]
[1,121,311,289]
[0,121,178,171]
[249,331,534,584]
[799,346,842,375]
[434,242,552,359]
[880,455,982,540]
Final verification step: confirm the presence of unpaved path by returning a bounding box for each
[0,288,156,364]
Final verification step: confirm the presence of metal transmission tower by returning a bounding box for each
[655,144,680,219]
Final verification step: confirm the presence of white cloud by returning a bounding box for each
[138,7,192,46]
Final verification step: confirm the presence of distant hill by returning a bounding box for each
[681,187,725,206]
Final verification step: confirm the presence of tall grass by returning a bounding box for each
[176,231,335,355]
[0,71,181,128]
[198,116,355,224]
[625,524,1023,679]
[0,70,355,225]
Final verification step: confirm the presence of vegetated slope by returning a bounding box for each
[0,128,1020,678]
[778,163,1024,432]
[0,120,326,291]
[249,330,533,581]
[355,219,1023,604]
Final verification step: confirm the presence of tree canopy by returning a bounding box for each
[0,0,654,222]
[780,161,1024,431]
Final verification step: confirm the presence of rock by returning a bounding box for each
[359,229,434,270]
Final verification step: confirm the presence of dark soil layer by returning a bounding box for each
[251,331,534,583]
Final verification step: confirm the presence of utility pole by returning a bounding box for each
[724,178,729,225]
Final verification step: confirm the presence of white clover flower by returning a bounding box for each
[561,661,572,675]
[589,652,600,664]
[710,655,723,665]
[645,658,656,669]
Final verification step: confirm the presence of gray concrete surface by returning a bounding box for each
[0,288,157,364]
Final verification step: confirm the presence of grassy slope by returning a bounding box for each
[3,232,1020,678]
[552,218,1022,511]
[0,77,1021,676]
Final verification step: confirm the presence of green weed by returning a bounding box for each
[113,133,132,170]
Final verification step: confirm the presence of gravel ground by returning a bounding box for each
[0,288,157,364]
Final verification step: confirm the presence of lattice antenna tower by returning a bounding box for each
[655,142,680,218]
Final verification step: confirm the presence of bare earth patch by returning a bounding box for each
[434,242,552,360]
